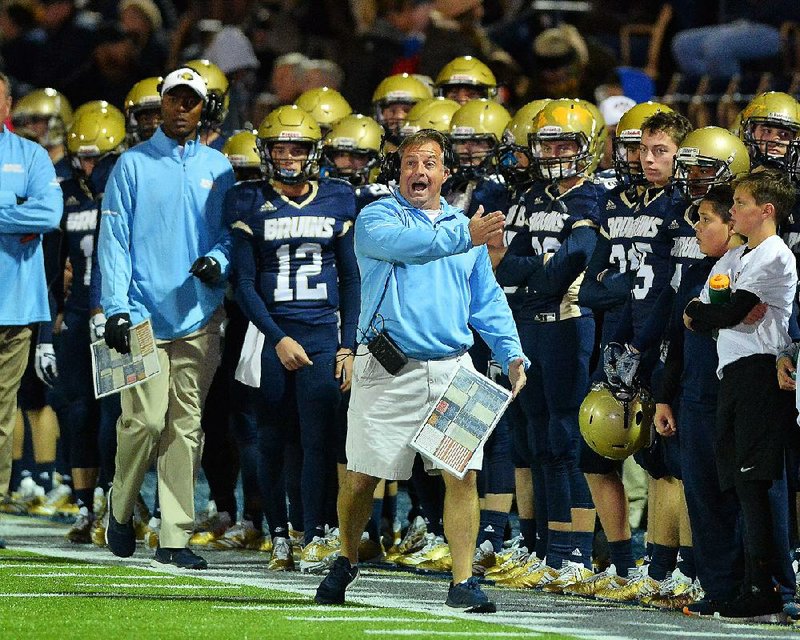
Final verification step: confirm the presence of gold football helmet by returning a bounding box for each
[257,105,322,184]
[372,73,431,143]
[739,91,800,168]
[579,383,654,460]
[322,114,383,186]
[529,99,601,182]
[498,99,551,186]
[186,59,229,129]
[673,127,750,202]
[434,56,497,103]
[400,97,461,138]
[11,88,73,147]
[294,87,352,135]
[449,99,511,178]
[124,76,163,144]
[66,103,126,174]
[222,130,262,181]
[613,101,673,185]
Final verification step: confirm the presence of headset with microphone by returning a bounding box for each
[377,129,458,184]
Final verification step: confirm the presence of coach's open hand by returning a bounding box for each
[508,358,526,399]
[469,205,505,247]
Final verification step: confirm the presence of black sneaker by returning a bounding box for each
[314,556,359,604]
[683,597,722,616]
[446,576,497,613]
[104,487,135,558]
[152,546,208,570]
[716,588,783,619]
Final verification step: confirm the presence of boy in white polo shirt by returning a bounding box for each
[683,169,797,619]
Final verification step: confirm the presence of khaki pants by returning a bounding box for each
[111,310,222,548]
[0,326,32,495]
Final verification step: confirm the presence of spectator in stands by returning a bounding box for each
[119,0,168,77]
[0,0,40,96]
[270,53,309,106]
[300,59,345,93]
[671,1,800,79]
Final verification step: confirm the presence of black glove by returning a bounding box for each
[189,256,222,285]
[105,313,132,354]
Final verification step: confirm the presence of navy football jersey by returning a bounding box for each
[442,174,510,219]
[60,178,99,313]
[496,179,603,320]
[355,182,391,213]
[228,178,360,346]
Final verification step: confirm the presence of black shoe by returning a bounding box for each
[446,577,497,613]
[104,487,136,558]
[152,546,208,570]
[716,588,783,619]
[315,556,359,604]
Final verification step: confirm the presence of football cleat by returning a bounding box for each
[142,517,161,550]
[258,536,273,553]
[92,497,108,547]
[596,567,658,602]
[314,556,359,605]
[385,515,427,562]
[541,561,594,593]
[28,484,74,517]
[189,510,232,545]
[66,507,95,544]
[446,576,497,613]
[395,533,447,567]
[485,547,533,581]
[0,494,28,515]
[268,536,295,571]
[562,564,627,597]
[472,540,497,576]
[417,545,452,572]
[300,527,341,574]
[358,532,385,563]
[210,519,262,550]
[500,560,557,589]
[643,579,704,610]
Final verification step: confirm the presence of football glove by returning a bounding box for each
[616,344,641,388]
[189,256,222,285]
[603,342,625,388]
[105,313,132,354]
[89,312,106,342]
[34,343,58,387]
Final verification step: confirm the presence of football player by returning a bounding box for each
[371,73,431,151]
[434,56,497,106]
[489,99,604,590]
[186,59,230,150]
[294,86,352,137]
[227,105,360,570]
[123,77,163,147]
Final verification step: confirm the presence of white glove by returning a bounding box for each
[89,312,107,343]
[35,343,58,387]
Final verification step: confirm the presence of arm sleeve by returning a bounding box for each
[653,295,686,404]
[630,285,675,352]
[204,168,236,276]
[98,162,134,317]
[468,247,529,374]
[356,201,472,265]
[496,224,598,296]
[684,288,761,331]
[0,146,63,234]
[231,229,286,346]
[578,233,634,310]
[334,224,360,350]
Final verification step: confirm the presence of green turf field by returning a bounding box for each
[0,550,578,640]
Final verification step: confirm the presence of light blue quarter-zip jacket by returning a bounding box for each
[355,191,526,373]
[99,127,235,339]
[0,128,63,325]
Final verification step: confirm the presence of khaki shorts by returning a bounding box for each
[346,345,484,480]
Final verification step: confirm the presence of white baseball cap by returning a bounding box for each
[599,95,637,127]
[160,68,208,101]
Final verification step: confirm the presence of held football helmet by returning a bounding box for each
[579,382,655,460]
[322,114,383,186]
[399,97,461,139]
[66,103,126,172]
[529,99,600,182]
[11,88,73,147]
[294,87,352,135]
[186,59,229,129]
[673,127,750,202]
[448,99,511,180]
[372,74,431,145]
[222,130,262,181]
[124,76,163,145]
[257,105,322,184]
[434,56,497,102]
[613,101,673,185]
[739,91,800,168]
[498,98,551,187]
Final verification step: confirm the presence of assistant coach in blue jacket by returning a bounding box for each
[98,68,235,569]
[315,129,527,612]
[0,72,63,512]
